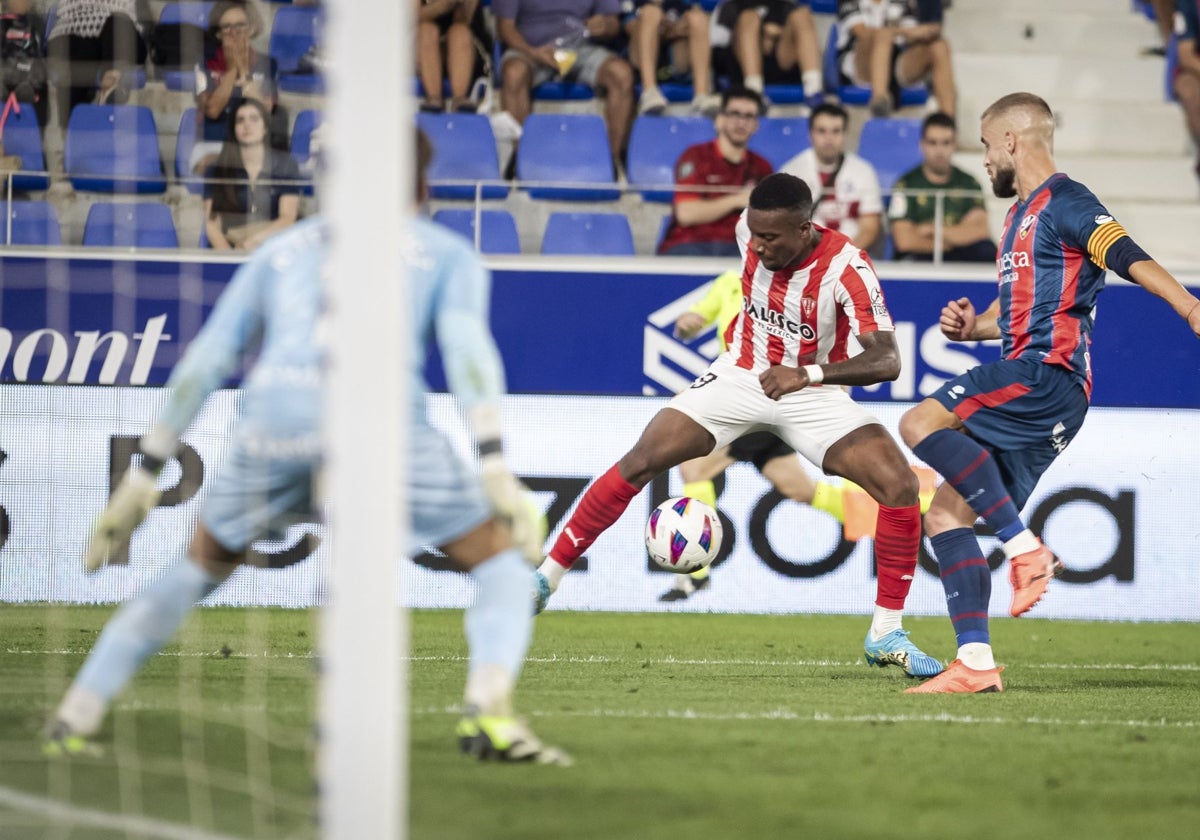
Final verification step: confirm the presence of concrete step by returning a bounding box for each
[945,10,1161,55]
[952,0,1139,14]
[953,53,1166,105]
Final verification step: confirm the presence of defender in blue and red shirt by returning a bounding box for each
[898,92,1200,694]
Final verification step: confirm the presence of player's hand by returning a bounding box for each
[674,312,707,340]
[84,467,162,572]
[1185,299,1200,339]
[940,297,977,342]
[758,365,810,401]
[480,458,545,564]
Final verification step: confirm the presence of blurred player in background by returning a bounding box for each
[900,92,1200,694]
[661,267,847,602]
[538,173,944,680]
[45,131,570,765]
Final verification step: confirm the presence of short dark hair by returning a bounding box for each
[721,86,765,116]
[809,102,848,129]
[921,111,957,137]
[749,173,813,218]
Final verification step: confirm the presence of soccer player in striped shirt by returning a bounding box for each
[900,92,1200,694]
[538,171,945,680]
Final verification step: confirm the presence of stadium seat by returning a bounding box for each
[269,5,325,94]
[0,200,62,246]
[290,109,322,195]
[625,115,716,202]
[64,105,167,194]
[541,212,635,256]
[432,208,521,254]
[173,108,204,194]
[516,114,619,201]
[822,24,928,108]
[156,1,214,89]
[417,112,508,200]
[82,201,180,248]
[748,116,811,170]
[857,117,923,193]
[0,105,50,192]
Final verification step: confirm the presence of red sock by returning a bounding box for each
[548,464,640,568]
[874,503,921,609]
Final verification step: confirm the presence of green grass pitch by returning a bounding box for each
[0,605,1197,839]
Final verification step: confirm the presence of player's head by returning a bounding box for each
[415,127,433,203]
[716,86,764,147]
[808,103,849,166]
[919,112,957,178]
[979,92,1054,198]
[746,173,816,270]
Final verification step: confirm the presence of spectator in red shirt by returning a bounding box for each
[659,86,772,256]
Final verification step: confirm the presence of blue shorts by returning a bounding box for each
[203,420,491,553]
[929,358,1089,510]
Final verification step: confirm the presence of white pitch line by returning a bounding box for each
[0,784,242,840]
[413,705,1200,729]
[6,648,1200,671]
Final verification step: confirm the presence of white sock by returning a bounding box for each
[1002,530,1041,560]
[869,606,903,640]
[55,686,107,737]
[464,663,515,717]
[802,70,823,95]
[537,558,566,591]
[465,550,533,693]
[957,642,996,671]
[744,74,763,93]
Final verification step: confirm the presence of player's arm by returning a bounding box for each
[1125,261,1200,337]
[941,296,1000,342]
[86,257,268,570]
[759,329,901,400]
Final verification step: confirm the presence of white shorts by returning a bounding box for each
[667,355,883,469]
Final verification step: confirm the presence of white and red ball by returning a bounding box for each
[645,496,722,574]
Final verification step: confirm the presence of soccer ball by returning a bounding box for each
[645,497,723,574]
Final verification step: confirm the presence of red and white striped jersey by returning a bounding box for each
[725,218,894,373]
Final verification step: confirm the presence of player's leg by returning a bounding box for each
[899,361,1083,616]
[904,482,1004,694]
[658,445,735,601]
[822,424,942,678]
[538,406,717,599]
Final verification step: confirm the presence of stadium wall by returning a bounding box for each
[1,254,1197,620]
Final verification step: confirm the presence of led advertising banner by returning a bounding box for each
[1,387,1196,621]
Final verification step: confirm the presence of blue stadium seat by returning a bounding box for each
[810,0,838,13]
[290,109,321,195]
[157,1,214,89]
[516,114,619,201]
[857,117,923,193]
[748,116,811,170]
[83,201,179,248]
[173,107,204,194]
[822,24,928,108]
[432,208,521,254]
[269,5,325,94]
[625,115,716,202]
[541,212,635,256]
[0,105,50,191]
[417,112,508,200]
[64,105,167,193]
[0,200,62,245]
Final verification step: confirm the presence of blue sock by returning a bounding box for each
[930,528,991,646]
[913,428,1025,542]
[465,549,534,683]
[74,560,224,702]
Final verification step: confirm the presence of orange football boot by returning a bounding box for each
[904,659,1004,694]
[1008,544,1064,617]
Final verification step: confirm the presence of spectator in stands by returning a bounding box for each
[0,0,49,131]
[835,0,956,118]
[416,0,492,112]
[190,0,283,175]
[46,0,151,128]
[203,98,302,251]
[658,86,771,256]
[493,0,635,169]
[1144,0,1174,56]
[710,0,824,108]
[888,112,995,262]
[780,101,882,251]
[1173,0,1200,186]
[624,0,720,116]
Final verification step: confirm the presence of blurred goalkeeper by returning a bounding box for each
[45,130,570,766]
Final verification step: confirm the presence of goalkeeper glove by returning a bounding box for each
[84,466,162,572]
[479,454,544,564]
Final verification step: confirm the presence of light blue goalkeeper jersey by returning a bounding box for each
[156,214,505,443]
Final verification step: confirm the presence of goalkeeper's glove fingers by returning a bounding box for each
[84,467,162,572]
[480,461,544,564]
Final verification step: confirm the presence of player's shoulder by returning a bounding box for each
[408,215,486,272]
[240,217,327,275]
